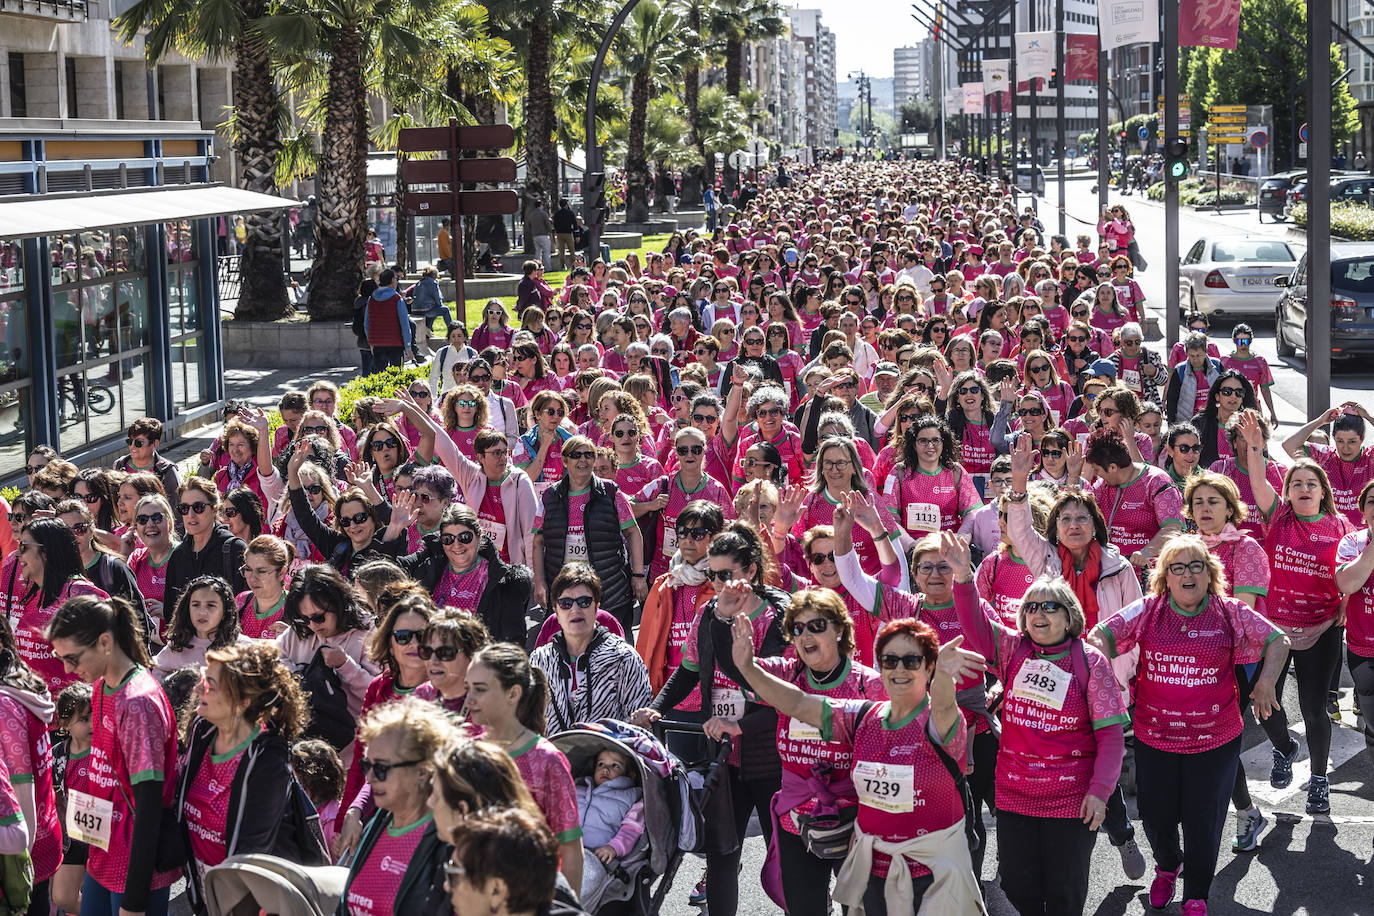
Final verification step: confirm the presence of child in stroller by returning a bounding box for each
[577,749,646,908]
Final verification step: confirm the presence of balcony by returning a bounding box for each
[0,0,88,20]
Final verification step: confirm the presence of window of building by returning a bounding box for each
[8,53,25,119]
[115,64,125,121]
[65,58,78,119]
[165,221,208,415]
[0,239,30,472]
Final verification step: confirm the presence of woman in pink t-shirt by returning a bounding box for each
[1090,536,1287,915]
[1334,480,1374,777]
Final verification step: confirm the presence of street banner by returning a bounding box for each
[1180,0,1242,48]
[962,82,985,114]
[1065,33,1098,81]
[1015,31,1054,83]
[1099,0,1159,50]
[983,60,1011,96]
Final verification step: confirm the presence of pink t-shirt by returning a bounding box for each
[87,667,180,894]
[433,562,489,611]
[732,425,805,486]
[757,656,885,833]
[614,456,663,502]
[1206,458,1286,544]
[15,579,109,696]
[532,483,637,567]
[882,465,983,537]
[1211,535,1270,604]
[1305,443,1374,525]
[510,736,582,843]
[184,730,254,877]
[682,598,781,766]
[0,695,62,881]
[1336,528,1374,658]
[975,550,1035,628]
[345,814,432,916]
[445,425,484,461]
[635,473,733,581]
[128,547,171,639]
[1260,502,1353,629]
[821,698,967,879]
[478,481,510,562]
[237,591,288,640]
[1089,465,1183,558]
[1096,594,1280,753]
[667,583,709,713]
[1221,354,1274,390]
[957,418,996,477]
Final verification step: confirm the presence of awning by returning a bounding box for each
[0,185,301,240]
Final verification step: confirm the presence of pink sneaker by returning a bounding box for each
[1182,900,1208,915]
[1149,864,1182,909]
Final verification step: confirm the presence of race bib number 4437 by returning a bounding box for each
[66,790,113,851]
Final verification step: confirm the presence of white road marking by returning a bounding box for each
[1242,706,1370,807]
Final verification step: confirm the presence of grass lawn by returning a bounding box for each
[459,233,673,329]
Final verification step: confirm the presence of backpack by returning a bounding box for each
[0,850,31,916]
[298,648,356,750]
[351,295,368,340]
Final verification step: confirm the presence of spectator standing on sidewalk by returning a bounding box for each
[366,269,414,371]
[554,199,579,270]
[529,198,555,270]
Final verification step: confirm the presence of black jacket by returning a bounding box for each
[340,812,451,916]
[164,524,247,613]
[176,719,323,914]
[539,477,632,613]
[288,486,405,577]
[396,537,533,645]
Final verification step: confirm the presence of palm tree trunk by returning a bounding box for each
[308,24,369,321]
[725,37,742,97]
[626,70,651,224]
[230,9,292,321]
[524,10,557,244]
[394,151,410,273]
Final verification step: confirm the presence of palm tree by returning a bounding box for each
[615,0,697,222]
[705,0,784,97]
[115,0,293,321]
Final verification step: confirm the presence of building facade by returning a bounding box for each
[785,8,838,154]
[894,45,925,109]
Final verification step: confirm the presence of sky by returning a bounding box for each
[791,0,930,79]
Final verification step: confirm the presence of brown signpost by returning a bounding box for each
[396,118,519,311]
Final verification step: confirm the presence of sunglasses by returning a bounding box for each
[1023,601,1066,616]
[370,439,400,452]
[126,437,150,448]
[1067,335,1087,343]
[1174,442,1201,454]
[134,511,166,526]
[790,618,832,636]
[676,444,705,457]
[418,644,462,662]
[1018,407,1046,417]
[453,399,479,409]
[301,611,331,625]
[878,653,926,671]
[704,569,738,583]
[359,758,424,781]
[1216,387,1244,398]
[564,450,595,461]
[468,373,492,384]
[556,595,596,610]
[178,502,211,516]
[221,507,240,519]
[409,390,431,399]
[391,628,420,645]
[77,492,102,505]
[675,526,713,541]
[757,406,784,418]
[1029,364,1051,374]
[1235,338,1252,346]
[956,385,983,396]
[340,511,372,527]
[543,408,566,418]
[440,530,477,546]
[68,522,91,536]
[301,424,331,437]
[1040,448,1065,460]
[612,428,638,439]
[808,551,836,566]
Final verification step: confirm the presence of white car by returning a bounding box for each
[1178,236,1300,318]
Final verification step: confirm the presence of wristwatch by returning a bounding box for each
[1004,489,1028,503]
[631,572,646,578]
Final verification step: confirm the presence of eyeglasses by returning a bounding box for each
[790,618,832,636]
[676,444,705,457]
[1023,601,1066,617]
[915,436,943,449]
[441,530,477,546]
[419,644,462,661]
[481,448,510,461]
[808,551,836,565]
[127,437,150,448]
[340,511,372,528]
[53,643,94,668]
[359,758,424,781]
[1216,386,1244,398]
[301,424,330,436]
[1018,407,1046,418]
[821,459,851,472]
[178,501,211,516]
[1067,335,1087,343]
[557,595,596,610]
[444,861,467,883]
[454,399,479,409]
[878,653,925,671]
[1235,338,1252,346]
[301,611,331,625]
[370,438,400,452]
[1166,560,1208,576]
[675,526,713,541]
[704,568,738,583]
[915,561,953,575]
[612,428,638,439]
[221,507,240,519]
[1174,442,1201,454]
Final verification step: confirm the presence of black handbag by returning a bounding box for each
[797,806,858,860]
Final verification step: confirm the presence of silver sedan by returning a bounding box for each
[1178,236,1300,318]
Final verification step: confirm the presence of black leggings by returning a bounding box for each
[1232,663,1258,811]
[1259,624,1344,777]
[775,827,842,916]
[995,810,1098,915]
[860,871,935,916]
[1348,649,1374,757]
[705,763,779,916]
[1134,737,1242,903]
[967,729,998,874]
[26,879,48,916]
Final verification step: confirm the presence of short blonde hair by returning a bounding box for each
[358,695,455,769]
[782,587,856,658]
[1148,534,1228,597]
[1017,575,1087,640]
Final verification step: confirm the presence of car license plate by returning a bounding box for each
[1240,277,1273,287]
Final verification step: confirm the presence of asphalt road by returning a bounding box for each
[655,179,1374,916]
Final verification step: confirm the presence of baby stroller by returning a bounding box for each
[201,853,349,916]
[548,719,731,916]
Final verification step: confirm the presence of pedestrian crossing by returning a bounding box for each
[1239,702,1370,809]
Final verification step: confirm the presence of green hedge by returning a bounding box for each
[1291,201,1374,241]
[337,364,433,425]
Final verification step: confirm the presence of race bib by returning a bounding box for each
[853,760,915,813]
[906,501,941,533]
[712,688,745,722]
[66,790,113,851]
[478,518,507,553]
[1121,368,1142,392]
[533,479,557,502]
[660,524,679,558]
[565,530,588,563]
[1011,658,1073,711]
[788,716,823,742]
[784,379,794,401]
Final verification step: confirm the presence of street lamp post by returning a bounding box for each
[583,0,644,266]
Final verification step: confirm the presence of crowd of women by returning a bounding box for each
[2,157,1373,916]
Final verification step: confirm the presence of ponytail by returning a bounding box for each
[472,643,547,736]
[46,594,152,669]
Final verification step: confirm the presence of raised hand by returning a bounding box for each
[935,634,987,682]
[775,483,807,532]
[1237,409,1264,451]
[714,578,755,619]
[940,531,971,579]
[344,460,372,489]
[998,377,1017,404]
[1066,437,1086,482]
[846,489,887,535]
[1009,434,1035,480]
[729,609,758,670]
[389,491,418,529]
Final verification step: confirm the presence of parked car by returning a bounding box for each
[1275,242,1374,359]
[1331,176,1374,207]
[1259,171,1303,221]
[1179,236,1300,318]
[1014,164,1045,194]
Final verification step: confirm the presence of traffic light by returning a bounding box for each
[1164,137,1190,182]
[1049,67,1058,89]
[1119,130,1127,141]
[584,171,608,226]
